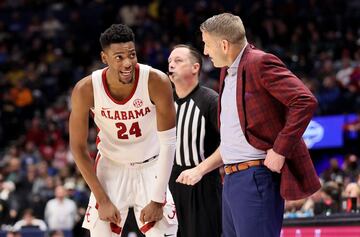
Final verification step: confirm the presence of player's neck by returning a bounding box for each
[107,69,134,88]
[105,69,135,101]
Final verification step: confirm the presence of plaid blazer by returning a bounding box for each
[218,44,321,200]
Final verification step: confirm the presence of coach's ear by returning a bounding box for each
[101,51,108,65]
[221,39,230,55]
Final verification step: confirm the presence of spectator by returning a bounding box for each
[13,208,47,231]
[343,182,360,209]
[313,182,341,215]
[6,231,21,237]
[44,185,77,231]
[321,157,345,183]
[343,154,359,182]
[49,230,65,237]
[0,174,11,226]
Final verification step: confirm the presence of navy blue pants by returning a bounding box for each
[222,166,284,237]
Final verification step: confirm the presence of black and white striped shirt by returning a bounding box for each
[174,85,220,167]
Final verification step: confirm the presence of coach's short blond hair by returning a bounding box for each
[200,13,246,44]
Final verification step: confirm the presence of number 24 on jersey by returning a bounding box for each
[116,122,142,139]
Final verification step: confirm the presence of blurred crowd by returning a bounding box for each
[284,153,360,218]
[0,0,360,236]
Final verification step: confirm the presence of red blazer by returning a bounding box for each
[218,44,321,200]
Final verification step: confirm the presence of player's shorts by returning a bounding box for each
[82,153,178,237]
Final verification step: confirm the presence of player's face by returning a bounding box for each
[168,47,197,82]
[202,31,227,68]
[102,42,138,84]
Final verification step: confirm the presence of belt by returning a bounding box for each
[224,159,265,175]
[130,155,157,166]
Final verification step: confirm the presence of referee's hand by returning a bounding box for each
[176,167,203,185]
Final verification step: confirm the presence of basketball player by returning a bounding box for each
[69,24,178,237]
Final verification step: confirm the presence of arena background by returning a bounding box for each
[0,0,359,236]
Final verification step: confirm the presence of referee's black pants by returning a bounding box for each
[169,164,222,237]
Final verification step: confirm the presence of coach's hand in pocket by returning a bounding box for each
[264,148,285,173]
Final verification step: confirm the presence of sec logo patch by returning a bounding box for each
[133,99,143,108]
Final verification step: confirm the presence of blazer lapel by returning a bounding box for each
[236,44,251,136]
[219,67,227,93]
[218,67,227,130]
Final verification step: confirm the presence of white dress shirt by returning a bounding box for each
[220,43,266,164]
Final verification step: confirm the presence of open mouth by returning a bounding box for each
[120,70,132,77]
[168,71,177,80]
[119,70,133,83]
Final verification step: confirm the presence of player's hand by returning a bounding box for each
[98,199,121,225]
[176,167,203,185]
[140,201,163,224]
[264,148,285,173]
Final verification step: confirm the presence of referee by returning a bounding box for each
[168,44,223,237]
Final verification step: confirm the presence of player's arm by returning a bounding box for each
[140,68,176,223]
[149,68,176,202]
[149,69,176,131]
[69,77,120,224]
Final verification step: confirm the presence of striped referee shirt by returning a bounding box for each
[174,84,220,167]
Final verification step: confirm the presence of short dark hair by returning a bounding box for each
[22,208,34,217]
[173,44,202,75]
[99,24,135,50]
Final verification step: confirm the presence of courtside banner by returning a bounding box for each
[303,114,358,149]
[282,226,360,237]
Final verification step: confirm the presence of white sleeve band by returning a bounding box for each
[151,127,176,203]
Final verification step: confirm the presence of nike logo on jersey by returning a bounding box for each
[100,107,151,120]
[164,234,174,237]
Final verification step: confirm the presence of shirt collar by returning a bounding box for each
[227,42,248,76]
